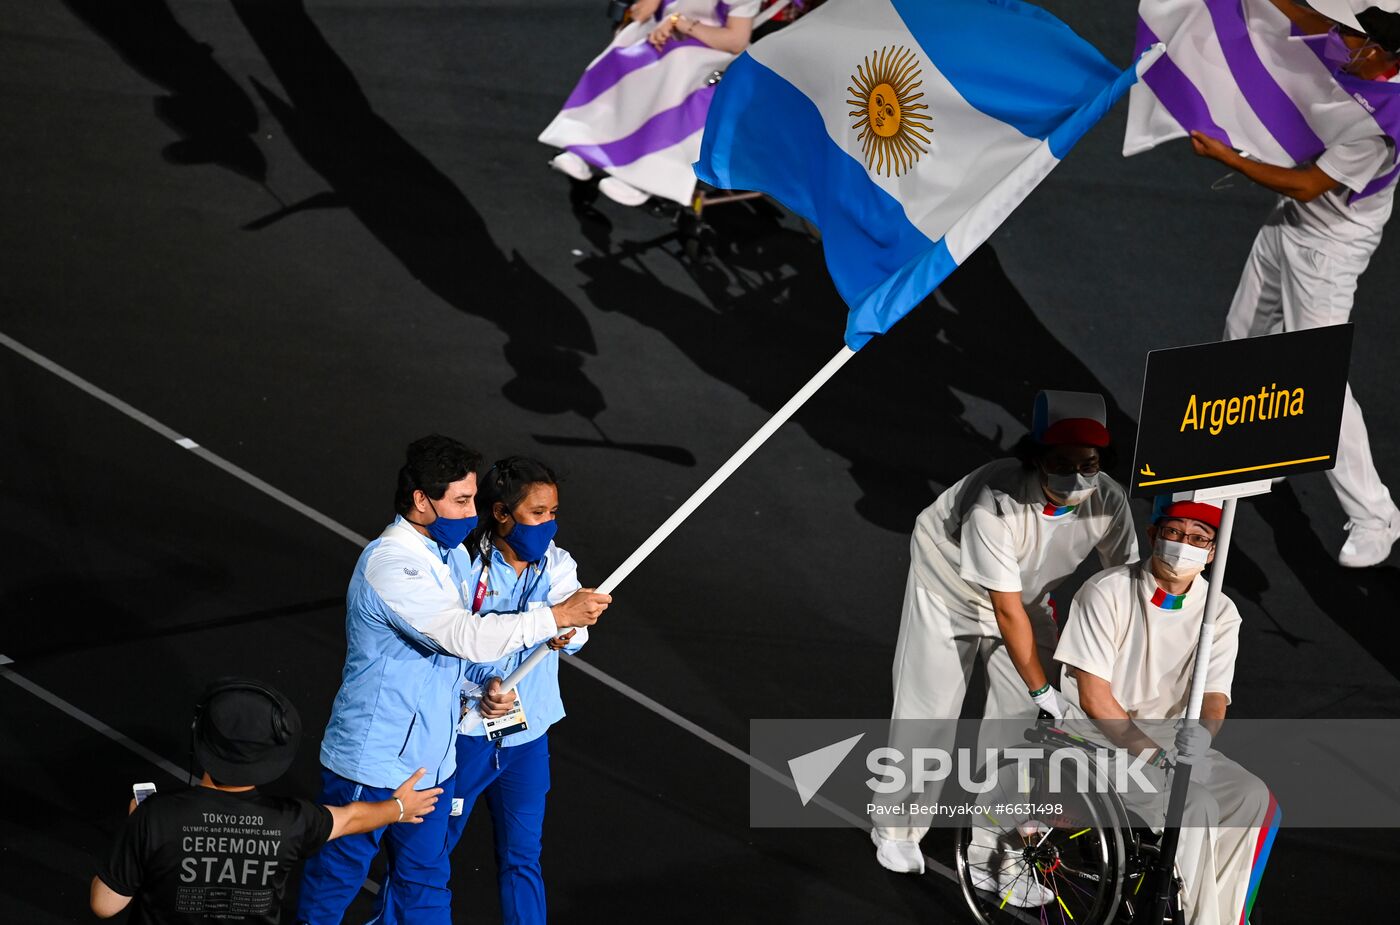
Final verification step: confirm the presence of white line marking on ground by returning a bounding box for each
[0,330,956,884]
[0,330,366,548]
[0,665,188,783]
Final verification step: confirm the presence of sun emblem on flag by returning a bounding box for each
[847,45,933,177]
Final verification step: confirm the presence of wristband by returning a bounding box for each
[1147,747,1172,769]
[1028,683,1051,698]
[393,797,405,822]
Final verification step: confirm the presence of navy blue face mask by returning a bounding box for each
[425,500,477,550]
[503,519,558,562]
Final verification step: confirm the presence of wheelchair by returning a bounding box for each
[954,715,1186,925]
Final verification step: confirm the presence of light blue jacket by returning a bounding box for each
[460,540,587,746]
[319,517,559,788]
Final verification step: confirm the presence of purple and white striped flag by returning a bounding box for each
[538,0,762,206]
[1125,0,1400,199]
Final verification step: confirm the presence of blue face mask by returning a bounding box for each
[425,500,477,550]
[503,519,558,562]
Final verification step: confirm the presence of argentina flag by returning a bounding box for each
[695,0,1157,350]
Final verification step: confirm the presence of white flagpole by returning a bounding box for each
[460,344,859,732]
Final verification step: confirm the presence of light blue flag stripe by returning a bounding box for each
[696,0,1143,351]
[696,54,951,350]
[891,0,1124,152]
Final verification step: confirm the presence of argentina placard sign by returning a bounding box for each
[1129,325,1353,498]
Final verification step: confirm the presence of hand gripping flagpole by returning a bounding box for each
[460,345,860,732]
[1146,496,1239,923]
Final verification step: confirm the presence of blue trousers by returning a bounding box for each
[432,733,552,925]
[294,767,454,925]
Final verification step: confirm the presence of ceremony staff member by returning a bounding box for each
[1190,0,1400,566]
[1055,498,1278,925]
[296,436,609,925]
[382,456,585,925]
[872,391,1139,875]
[91,679,442,924]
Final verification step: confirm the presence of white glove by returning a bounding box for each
[1030,685,1065,720]
[1173,721,1212,765]
[1173,722,1216,784]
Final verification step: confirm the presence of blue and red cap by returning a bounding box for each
[1031,390,1110,448]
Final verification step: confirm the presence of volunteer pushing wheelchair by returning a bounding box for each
[955,497,1279,925]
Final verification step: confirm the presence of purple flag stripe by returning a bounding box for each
[1204,0,1323,163]
[1298,30,1400,201]
[1136,16,1234,148]
[569,84,715,170]
[562,36,708,111]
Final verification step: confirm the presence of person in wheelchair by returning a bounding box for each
[873,391,1139,876]
[1054,497,1280,925]
[540,0,760,208]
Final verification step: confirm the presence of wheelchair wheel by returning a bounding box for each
[955,751,1128,925]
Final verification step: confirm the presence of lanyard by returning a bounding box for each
[471,539,544,614]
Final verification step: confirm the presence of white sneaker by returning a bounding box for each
[1338,512,1400,567]
[598,176,650,207]
[548,151,593,181]
[994,864,1055,908]
[871,828,925,874]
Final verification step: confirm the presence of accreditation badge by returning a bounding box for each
[482,692,529,741]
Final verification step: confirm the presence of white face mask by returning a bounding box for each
[1154,537,1210,581]
[1043,470,1099,506]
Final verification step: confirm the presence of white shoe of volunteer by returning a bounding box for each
[548,151,593,181]
[598,176,650,207]
[1338,511,1400,568]
[870,829,925,874]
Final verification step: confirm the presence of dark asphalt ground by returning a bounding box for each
[2,1,1398,922]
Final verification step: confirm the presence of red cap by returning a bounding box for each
[1152,497,1223,529]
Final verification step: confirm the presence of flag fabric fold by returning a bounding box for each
[694,0,1147,350]
[1125,0,1400,200]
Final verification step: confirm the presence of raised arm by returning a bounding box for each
[366,552,608,662]
[1190,131,1341,201]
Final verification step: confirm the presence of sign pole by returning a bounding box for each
[1145,489,1246,923]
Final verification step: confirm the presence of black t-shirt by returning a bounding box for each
[96,786,333,925]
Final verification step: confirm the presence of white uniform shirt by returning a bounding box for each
[1056,562,1241,722]
[909,459,1139,629]
[1277,132,1396,257]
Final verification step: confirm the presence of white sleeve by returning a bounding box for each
[546,545,588,651]
[545,545,582,605]
[728,1,762,18]
[366,550,557,662]
[959,503,1022,593]
[1316,135,1391,194]
[1054,578,1125,686]
[1203,598,1241,704]
[1096,487,1140,569]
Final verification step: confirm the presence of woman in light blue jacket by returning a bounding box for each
[448,456,587,924]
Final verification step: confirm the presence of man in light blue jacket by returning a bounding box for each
[296,435,609,925]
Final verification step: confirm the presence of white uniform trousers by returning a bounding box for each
[1117,753,1276,925]
[875,569,1056,844]
[1223,221,1396,525]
